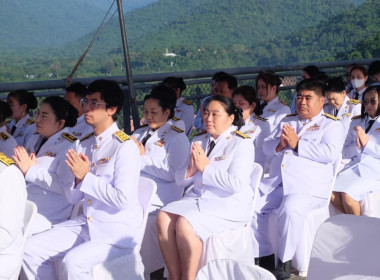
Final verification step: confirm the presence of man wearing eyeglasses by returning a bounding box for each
[64,82,93,140]
[22,80,143,280]
[252,79,344,279]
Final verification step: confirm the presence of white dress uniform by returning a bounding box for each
[68,115,93,141]
[0,126,18,158]
[162,126,255,240]
[22,122,143,280]
[348,87,367,101]
[174,97,195,136]
[133,121,190,273]
[324,96,361,137]
[260,96,291,133]
[252,110,344,260]
[0,154,27,279]
[239,114,271,168]
[334,115,380,201]
[24,127,78,230]
[9,114,36,146]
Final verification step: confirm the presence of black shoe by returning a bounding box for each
[272,259,291,280]
[150,268,165,280]
[255,254,275,271]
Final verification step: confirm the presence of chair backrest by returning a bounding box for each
[308,215,380,280]
[137,177,157,247]
[196,259,276,280]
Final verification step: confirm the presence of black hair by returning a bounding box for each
[87,79,124,121]
[7,89,38,112]
[326,77,346,93]
[144,84,177,119]
[162,77,186,92]
[66,82,87,100]
[42,96,78,128]
[212,71,229,81]
[233,85,262,116]
[361,86,380,119]
[206,95,244,129]
[350,65,368,77]
[0,100,12,123]
[214,73,238,90]
[256,72,282,94]
[303,65,320,78]
[368,60,380,76]
[296,78,325,97]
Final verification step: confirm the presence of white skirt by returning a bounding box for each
[161,197,246,241]
[334,165,380,201]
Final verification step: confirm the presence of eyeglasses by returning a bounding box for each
[80,99,107,109]
[33,110,51,121]
[363,99,378,106]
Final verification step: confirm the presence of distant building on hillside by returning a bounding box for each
[164,48,177,57]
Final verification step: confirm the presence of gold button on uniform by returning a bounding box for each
[285,152,289,155]
[281,164,285,168]
[87,216,92,221]
[87,199,91,205]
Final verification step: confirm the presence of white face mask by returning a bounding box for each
[352,79,365,89]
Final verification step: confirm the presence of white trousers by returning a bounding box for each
[22,223,132,280]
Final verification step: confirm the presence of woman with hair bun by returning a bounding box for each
[163,76,194,136]
[13,96,79,233]
[157,95,256,280]
[7,89,38,146]
[0,100,18,157]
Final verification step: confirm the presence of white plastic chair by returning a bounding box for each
[92,177,157,280]
[268,157,341,277]
[196,259,276,280]
[199,163,263,267]
[308,215,380,280]
[360,191,380,218]
[10,200,38,280]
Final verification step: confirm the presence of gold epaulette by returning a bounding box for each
[351,115,362,120]
[172,116,180,121]
[195,130,207,136]
[285,113,298,117]
[80,132,94,142]
[62,132,78,142]
[0,132,9,141]
[27,118,35,125]
[114,131,130,142]
[234,130,250,139]
[324,113,339,121]
[279,99,289,106]
[254,115,268,121]
[171,125,184,133]
[183,99,193,106]
[0,152,15,166]
[349,99,361,105]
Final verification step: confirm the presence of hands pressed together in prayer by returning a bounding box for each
[276,124,300,153]
[355,126,369,149]
[13,146,36,175]
[65,149,90,185]
[186,142,209,178]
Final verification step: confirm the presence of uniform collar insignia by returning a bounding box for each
[307,124,320,131]
[155,139,165,147]
[214,155,226,161]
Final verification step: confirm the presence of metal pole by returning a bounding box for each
[116,0,140,134]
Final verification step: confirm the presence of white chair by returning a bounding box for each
[196,259,276,280]
[10,200,38,280]
[199,163,263,267]
[308,215,380,280]
[361,191,380,218]
[268,157,341,277]
[92,177,157,280]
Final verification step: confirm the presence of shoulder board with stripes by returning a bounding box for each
[285,113,298,117]
[349,99,361,105]
[279,99,289,106]
[114,131,130,142]
[195,130,207,136]
[172,116,180,121]
[324,113,339,121]
[62,132,78,142]
[0,152,15,166]
[171,125,184,133]
[0,132,9,141]
[234,130,250,139]
[80,132,94,142]
[183,99,192,105]
[254,115,268,121]
[351,115,362,120]
[27,118,35,125]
